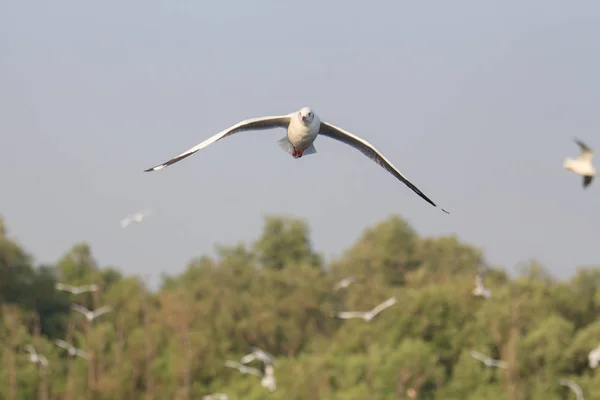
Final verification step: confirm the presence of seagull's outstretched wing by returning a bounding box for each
[469,350,488,363]
[72,304,90,315]
[39,355,48,368]
[574,138,594,162]
[239,353,257,364]
[559,379,584,400]
[144,115,292,172]
[92,306,112,318]
[369,297,397,317]
[318,121,448,213]
[336,311,367,319]
[56,282,75,293]
[55,339,73,351]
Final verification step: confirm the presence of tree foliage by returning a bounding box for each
[0,214,598,399]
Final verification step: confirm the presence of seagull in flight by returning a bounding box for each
[55,282,99,295]
[472,274,491,299]
[121,209,153,228]
[55,339,90,360]
[564,138,596,188]
[202,394,230,400]
[332,276,357,291]
[71,304,112,322]
[559,379,585,400]
[335,297,397,321]
[224,360,262,377]
[24,345,48,368]
[588,344,600,368]
[469,350,508,369]
[240,347,276,366]
[144,107,448,213]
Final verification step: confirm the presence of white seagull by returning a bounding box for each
[588,344,600,368]
[224,360,262,377]
[564,138,596,188]
[469,350,508,369]
[25,345,48,368]
[55,282,99,295]
[335,296,397,321]
[55,339,90,360]
[71,304,112,322]
[472,275,491,299]
[559,379,585,400]
[240,347,276,366]
[333,276,357,291]
[202,394,230,400]
[144,107,448,213]
[121,209,153,228]
[260,364,276,392]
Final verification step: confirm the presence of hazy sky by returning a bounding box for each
[2,1,600,285]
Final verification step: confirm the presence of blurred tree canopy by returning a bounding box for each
[0,214,598,400]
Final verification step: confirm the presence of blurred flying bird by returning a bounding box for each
[564,138,596,188]
[469,350,508,369]
[55,282,99,295]
[71,304,112,322]
[55,339,90,359]
[335,297,397,321]
[25,345,48,368]
[333,276,357,291]
[472,274,491,299]
[121,209,153,228]
[240,347,276,366]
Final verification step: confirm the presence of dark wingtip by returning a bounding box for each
[441,208,450,214]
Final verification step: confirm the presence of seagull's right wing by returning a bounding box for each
[239,353,257,364]
[144,115,292,172]
[469,350,488,363]
[56,282,75,293]
[319,121,448,213]
[71,304,91,315]
[242,366,263,377]
[55,339,71,350]
[559,379,584,400]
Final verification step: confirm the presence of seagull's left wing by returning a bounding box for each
[574,138,594,161]
[318,122,447,213]
[144,115,291,172]
[369,297,397,317]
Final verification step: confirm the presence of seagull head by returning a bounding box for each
[298,107,315,124]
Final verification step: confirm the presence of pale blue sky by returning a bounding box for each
[2,1,600,285]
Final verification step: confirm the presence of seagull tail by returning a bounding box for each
[276,137,317,157]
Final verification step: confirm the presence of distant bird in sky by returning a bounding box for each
[25,345,48,368]
[144,107,448,213]
[469,350,508,369]
[55,282,99,295]
[261,364,276,392]
[559,379,585,400]
[332,276,357,291]
[472,274,491,299]
[54,339,89,360]
[588,344,600,368]
[71,304,112,322]
[240,347,276,366]
[202,394,230,400]
[564,138,595,188]
[224,360,262,377]
[120,209,153,228]
[335,296,397,321]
